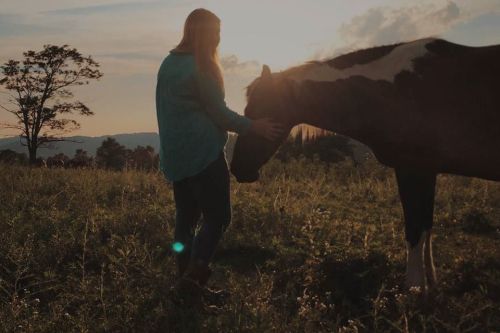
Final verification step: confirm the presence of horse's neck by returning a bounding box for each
[289,79,367,139]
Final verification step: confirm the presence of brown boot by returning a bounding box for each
[175,260,229,310]
[173,259,211,307]
[186,260,230,307]
[181,259,212,285]
[176,252,191,278]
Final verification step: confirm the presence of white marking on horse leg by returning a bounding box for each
[406,232,426,291]
[424,230,437,287]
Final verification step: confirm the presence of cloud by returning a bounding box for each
[219,55,261,111]
[220,55,260,74]
[309,0,499,62]
[432,1,461,23]
[339,1,463,48]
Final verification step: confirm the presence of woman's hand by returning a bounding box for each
[249,118,285,141]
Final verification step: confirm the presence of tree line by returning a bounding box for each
[0,137,159,171]
[2,131,365,171]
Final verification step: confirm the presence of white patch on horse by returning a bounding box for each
[283,38,436,84]
[406,231,426,290]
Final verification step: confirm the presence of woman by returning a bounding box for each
[155,8,282,299]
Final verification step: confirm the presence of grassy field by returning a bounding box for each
[0,158,499,333]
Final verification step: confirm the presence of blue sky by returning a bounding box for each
[1,0,499,136]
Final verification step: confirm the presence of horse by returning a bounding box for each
[230,38,500,291]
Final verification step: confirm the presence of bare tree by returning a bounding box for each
[0,44,103,164]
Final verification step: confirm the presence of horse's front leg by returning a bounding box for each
[395,168,437,291]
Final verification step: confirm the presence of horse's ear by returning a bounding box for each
[260,65,272,82]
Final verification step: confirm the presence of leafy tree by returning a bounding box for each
[129,145,156,171]
[47,153,70,168]
[69,148,94,168]
[0,45,103,164]
[96,137,128,171]
[153,153,160,171]
[0,149,27,165]
[73,148,89,160]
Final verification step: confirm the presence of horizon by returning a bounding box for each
[0,131,159,141]
[1,0,500,137]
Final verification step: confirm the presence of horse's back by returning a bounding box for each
[392,40,500,180]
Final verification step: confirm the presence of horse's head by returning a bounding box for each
[231,65,295,183]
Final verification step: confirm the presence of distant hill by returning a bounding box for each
[0,133,160,158]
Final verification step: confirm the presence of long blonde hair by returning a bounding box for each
[174,8,224,91]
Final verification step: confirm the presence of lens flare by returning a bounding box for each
[172,242,185,253]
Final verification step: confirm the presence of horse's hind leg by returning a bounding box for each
[395,168,436,290]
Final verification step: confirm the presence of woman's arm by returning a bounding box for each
[196,71,252,134]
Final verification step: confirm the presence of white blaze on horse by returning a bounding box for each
[230,38,500,291]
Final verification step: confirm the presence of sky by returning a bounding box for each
[1,0,500,137]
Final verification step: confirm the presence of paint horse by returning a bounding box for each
[230,38,500,290]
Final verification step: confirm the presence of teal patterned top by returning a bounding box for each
[155,51,252,182]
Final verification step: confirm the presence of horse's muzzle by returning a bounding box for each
[234,171,260,183]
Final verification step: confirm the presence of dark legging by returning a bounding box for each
[173,152,231,265]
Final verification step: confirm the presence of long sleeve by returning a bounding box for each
[196,71,252,134]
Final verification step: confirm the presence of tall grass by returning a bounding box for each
[0,158,498,332]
